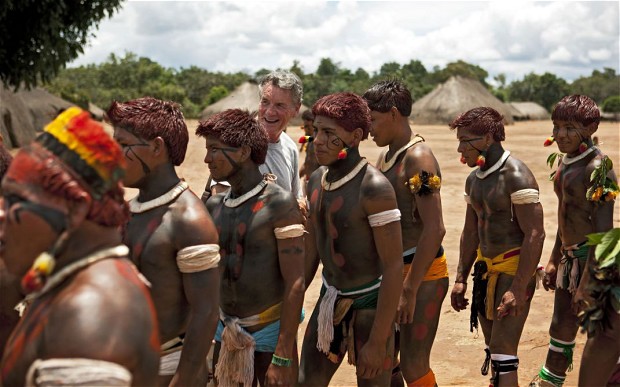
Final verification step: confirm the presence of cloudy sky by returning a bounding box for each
[71,1,619,83]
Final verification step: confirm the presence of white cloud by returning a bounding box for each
[72,1,619,83]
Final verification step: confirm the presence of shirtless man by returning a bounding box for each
[196,108,305,386]
[202,70,304,203]
[299,92,403,386]
[533,95,618,387]
[107,98,220,386]
[0,107,159,386]
[449,107,545,387]
[363,80,448,387]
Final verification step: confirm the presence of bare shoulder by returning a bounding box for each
[361,164,396,201]
[47,259,155,356]
[404,141,440,174]
[464,169,477,193]
[263,183,302,222]
[504,156,539,191]
[169,189,218,245]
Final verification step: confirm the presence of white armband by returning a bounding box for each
[464,192,471,204]
[274,224,306,239]
[368,209,401,227]
[26,358,132,386]
[176,244,220,273]
[510,189,540,204]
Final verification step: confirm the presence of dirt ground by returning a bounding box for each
[167,119,619,386]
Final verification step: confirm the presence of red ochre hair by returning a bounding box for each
[4,107,128,227]
[552,95,600,129]
[106,97,189,166]
[311,92,371,140]
[449,107,506,142]
[196,109,268,165]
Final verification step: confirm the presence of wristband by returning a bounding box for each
[271,354,292,367]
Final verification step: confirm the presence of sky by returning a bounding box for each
[71,1,620,84]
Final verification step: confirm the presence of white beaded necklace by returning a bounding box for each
[562,146,597,166]
[223,179,268,208]
[321,159,368,191]
[377,136,424,172]
[129,181,189,214]
[476,150,511,180]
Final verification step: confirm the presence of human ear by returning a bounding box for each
[240,145,252,162]
[152,137,166,156]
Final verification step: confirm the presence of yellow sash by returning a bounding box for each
[475,247,520,320]
[403,253,449,282]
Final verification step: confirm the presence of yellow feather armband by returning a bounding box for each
[407,171,441,196]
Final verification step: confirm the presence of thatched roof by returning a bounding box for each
[411,76,515,125]
[0,86,74,149]
[509,102,550,121]
[200,82,260,120]
[200,81,308,126]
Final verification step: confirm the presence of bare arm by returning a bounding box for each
[400,147,446,323]
[451,175,479,312]
[266,195,305,385]
[171,195,220,387]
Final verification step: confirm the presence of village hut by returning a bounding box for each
[411,76,516,125]
[509,102,550,121]
[200,82,260,121]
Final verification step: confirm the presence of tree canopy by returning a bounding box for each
[0,0,123,89]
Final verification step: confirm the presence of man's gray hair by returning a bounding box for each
[258,70,303,106]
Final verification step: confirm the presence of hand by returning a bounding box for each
[496,289,525,319]
[450,282,469,311]
[397,286,416,324]
[356,340,389,380]
[264,363,293,387]
[297,198,308,225]
[543,261,557,291]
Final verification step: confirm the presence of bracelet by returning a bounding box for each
[271,354,292,367]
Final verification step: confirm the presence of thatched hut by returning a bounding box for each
[200,81,309,126]
[200,82,260,121]
[509,102,550,121]
[411,76,516,125]
[0,86,74,148]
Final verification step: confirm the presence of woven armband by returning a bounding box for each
[26,358,132,386]
[177,244,220,273]
[510,188,539,204]
[464,192,471,204]
[271,354,292,367]
[274,224,306,239]
[368,209,401,227]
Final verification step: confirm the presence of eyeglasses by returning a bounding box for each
[3,194,67,233]
[459,137,484,146]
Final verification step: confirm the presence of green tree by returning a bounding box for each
[205,86,229,105]
[508,72,569,111]
[570,68,620,104]
[602,95,620,113]
[0,0,123,89]
[433,60,489,86]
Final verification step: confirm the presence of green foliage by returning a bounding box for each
[602,96,620,113]
[586,228,620,269]
[508,72,570,111]
[433,60,489,86]
[206,86,229,105]
[0,0,123,89]
[546,152,564,181]
[570,68,620,104]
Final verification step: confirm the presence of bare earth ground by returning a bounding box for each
[131,119,619,387]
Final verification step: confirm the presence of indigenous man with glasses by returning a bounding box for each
[299,92,403,386]
[108,98,221,387]
[363,80,448,387]
[196,109,305,386]
[0,107,159,386]
[449,107,545,387]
